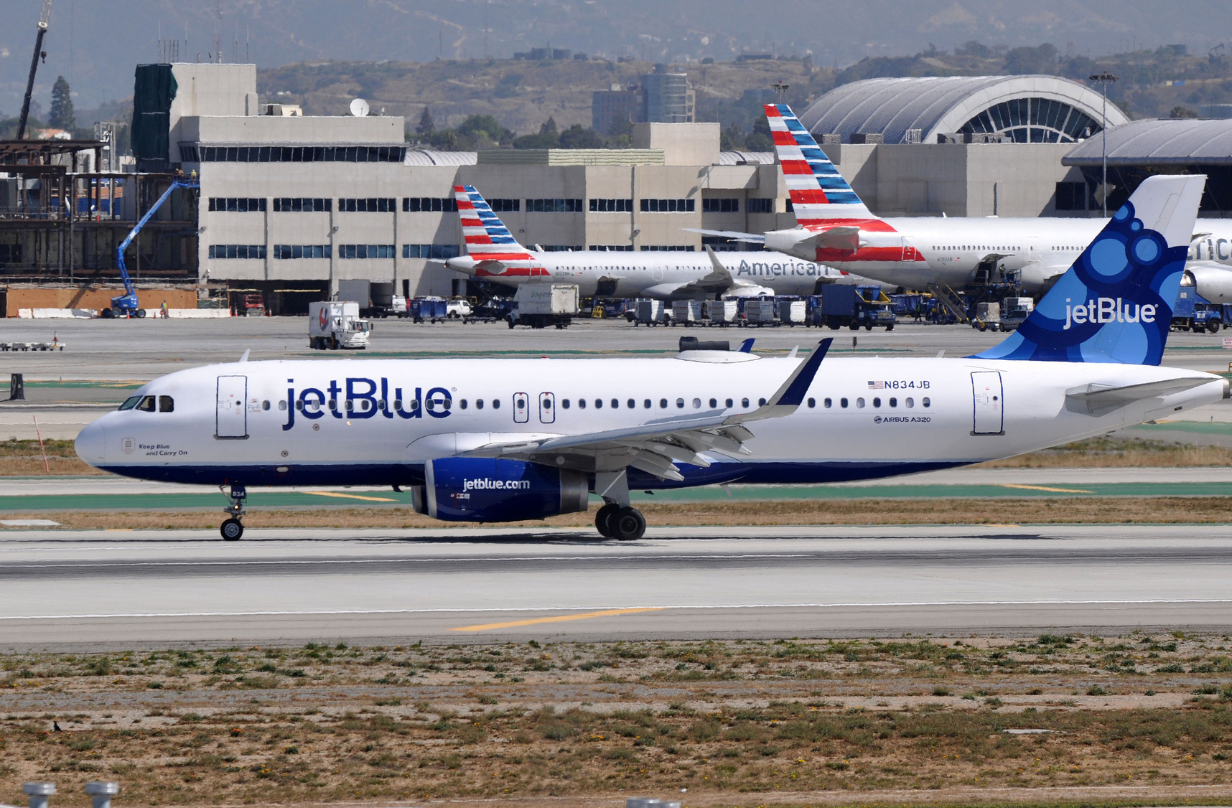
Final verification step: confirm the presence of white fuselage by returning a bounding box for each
[75,355,1224,491]
[767,217,1232,295]
[446,250,880,298]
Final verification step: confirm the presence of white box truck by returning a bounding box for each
[309,301,372,349]
[509,284,579,329]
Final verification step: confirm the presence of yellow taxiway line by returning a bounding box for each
[999,483,1094,494]
[303,491,398,502]
[450,607,664,632]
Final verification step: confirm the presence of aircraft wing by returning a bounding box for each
[1065,377,1216,415]
[462,339,832,480]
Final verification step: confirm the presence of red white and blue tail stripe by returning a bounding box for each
[765,104,874,226]
[454,185,548,278]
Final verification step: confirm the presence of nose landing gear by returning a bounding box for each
[220,484,247,540]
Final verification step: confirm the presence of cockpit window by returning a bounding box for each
[159,395,175,413]
[136,396,156,412]
[119,396,141,411]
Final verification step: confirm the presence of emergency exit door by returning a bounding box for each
[539,392,556,424]
[513,392,529,424]
[216,376,248,438]
[971,371,1004,435]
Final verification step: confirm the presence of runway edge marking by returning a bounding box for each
[450,608,665,632]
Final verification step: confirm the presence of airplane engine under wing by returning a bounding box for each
[1185,263,1232,304]
[413,457,589,522]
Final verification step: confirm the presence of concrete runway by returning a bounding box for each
[2,524,1231,649]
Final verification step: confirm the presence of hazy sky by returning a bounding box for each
[0,0,1227,115]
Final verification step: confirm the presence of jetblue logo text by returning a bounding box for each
[282,378,452,431]
[463,478,532,492]
[1063,298,1157,331]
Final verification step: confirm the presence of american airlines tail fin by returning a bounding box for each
[453,185,548,278]
[764,103,874,225]
[975,174,1206,365]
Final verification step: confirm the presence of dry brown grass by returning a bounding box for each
[5,496,1230,532]
[982,437,1232,468]
[3,636,1232,807]
[0,439,103,476]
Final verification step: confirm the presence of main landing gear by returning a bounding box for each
[220,484,247,541]
[594,503,647,541]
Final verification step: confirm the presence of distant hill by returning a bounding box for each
[254,45,1232,141]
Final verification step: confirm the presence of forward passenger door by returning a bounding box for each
[216,376,248,438]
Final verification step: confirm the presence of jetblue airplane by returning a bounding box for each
[442,184,875,299]
[700,103,1232,296]
[75,175,1226,541]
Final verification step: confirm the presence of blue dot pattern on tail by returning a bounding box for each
[975,200,1187,366]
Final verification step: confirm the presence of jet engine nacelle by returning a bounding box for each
[1184,264,1232,304]
[412,458,589,522]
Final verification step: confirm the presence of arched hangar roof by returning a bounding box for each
[1063,119,1232,166]
[799,75,1129,145]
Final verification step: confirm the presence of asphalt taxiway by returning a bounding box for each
[1,524,1230,649]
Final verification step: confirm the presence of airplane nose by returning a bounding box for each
[75,419,107,467]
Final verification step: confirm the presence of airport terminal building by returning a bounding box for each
[3,63,1229,312]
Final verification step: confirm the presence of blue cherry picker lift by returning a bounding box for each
[102,179,200,318]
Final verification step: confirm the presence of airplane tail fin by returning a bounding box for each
[974,174,1206,365]
[764,103,875,225]
[453,185,547,278]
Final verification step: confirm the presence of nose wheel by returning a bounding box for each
[220,484,247,541]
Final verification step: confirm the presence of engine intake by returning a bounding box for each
[414,457,589,523]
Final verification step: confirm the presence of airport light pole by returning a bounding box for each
[1089,71,1118,217]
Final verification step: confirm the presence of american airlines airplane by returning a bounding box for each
[443,184,869,299]
[75,176,1226,542]
[704,103,1232,296]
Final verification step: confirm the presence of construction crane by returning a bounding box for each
[17,0,53,140]
[104,179,199,319]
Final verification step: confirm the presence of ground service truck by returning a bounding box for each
[508,284,579,329]
[817,285,896,331]
[308,302,372,349]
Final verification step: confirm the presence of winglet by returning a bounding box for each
[739,338,755,353]
[239,349,250,363]
[728,338,831,425]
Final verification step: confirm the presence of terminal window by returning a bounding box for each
[209,245,267,259]
[208,198,266,212]
[542,245,584,252]
[339,198,396,213]
[403,197,460,212]
[339,244,396,259]
[590,198,633,212]
[182,145,407,163]
[274,198,331,212]
[486,198,520,212]
[640,245,696,252]
[403,244,461,260]
[1054,182,1090,211]
[273,245,331,259]
[527,198,584,213]
[590,245,634,251]
[702,198,740,213]
[641,198,695,213]
[746,198,774,214]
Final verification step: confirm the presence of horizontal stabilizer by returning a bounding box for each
[1065,377,1214,415]
[682,228,766,243]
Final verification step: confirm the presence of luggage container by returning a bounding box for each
[671,300,703,326]
[780,299,807,326]
[743,297,777,326]
[634,299,666,326]
[410,297,448,323]
[704,299,739,326]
